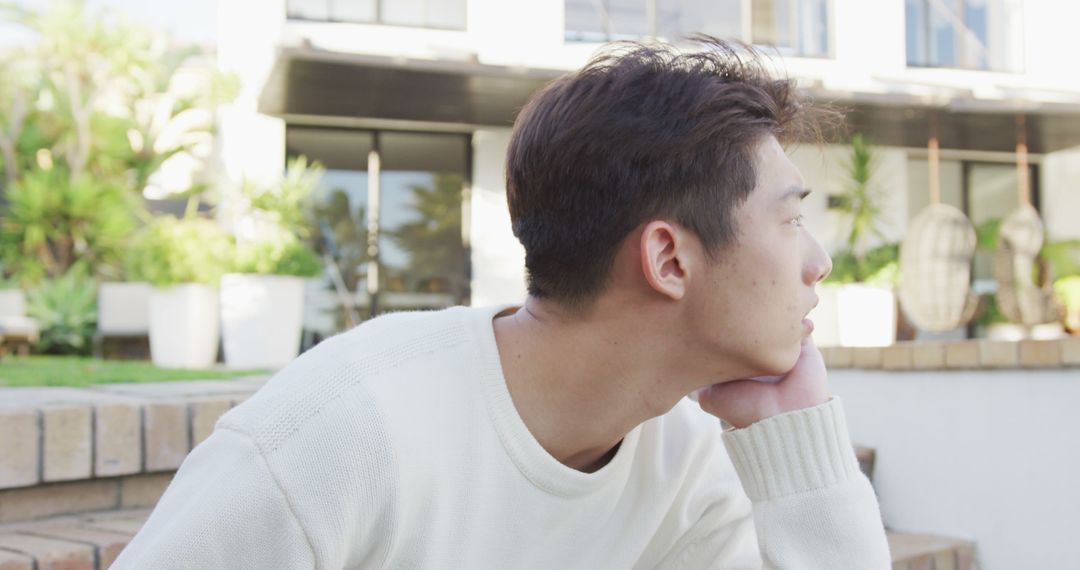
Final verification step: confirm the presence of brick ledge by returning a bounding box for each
[0,377,267,492]
[822,337,1080,371]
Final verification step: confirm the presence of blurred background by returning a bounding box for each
[0,1,1078,568]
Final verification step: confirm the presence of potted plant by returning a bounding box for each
[219,157,323,369]
[814,244,900,347]
[812,134,897,347]
[125,215,234,368]
[221,229,321,369]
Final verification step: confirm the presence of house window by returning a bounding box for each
[564,0,743,45]
[286,127,471,330]
[286,0,466,30]
[750,0,831,58]
[564,0,827,58]
[906,0,1024,72]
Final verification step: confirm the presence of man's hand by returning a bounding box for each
[696,337,830,429]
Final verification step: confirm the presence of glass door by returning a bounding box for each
[286,126,471,335]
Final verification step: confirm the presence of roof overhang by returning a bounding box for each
[260,47,1080,153]
[259,47,561,128]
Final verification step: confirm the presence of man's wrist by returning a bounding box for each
[720,397,860,501]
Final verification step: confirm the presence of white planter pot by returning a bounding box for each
[98,282,152,335]
[987,322,1066,341]
[0,288,26,317]
[148,284,220,369]
[220,274,305,370]
[811,283,897,347]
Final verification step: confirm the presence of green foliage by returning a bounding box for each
[0,167,136,284]
[0,355,266,387]
[234,231,322,278]
[831,133,889,281]
[1042,240,1080,279]
[243,156,325,240]
[232,156,326,277]
[0,1,159,181]
[824,243,900,288]
[975,218,1002,251]
[0,1,237,285]
[973,292,1009,328]
[24,264,98,355]
[125,216,235,287]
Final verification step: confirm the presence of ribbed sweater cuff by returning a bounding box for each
[721,396,862,502]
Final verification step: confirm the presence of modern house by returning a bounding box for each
[213,0,1080,342]
[0,3,1075,568]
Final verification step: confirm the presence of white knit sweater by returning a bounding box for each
[114,305,891,569]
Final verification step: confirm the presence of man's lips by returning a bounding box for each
[801,296,819,335]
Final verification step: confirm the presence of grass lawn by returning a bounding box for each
[0,356,268,388]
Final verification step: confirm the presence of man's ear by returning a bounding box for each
[639,221,688,301]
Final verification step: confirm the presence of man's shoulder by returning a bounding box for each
[218,306,482,454]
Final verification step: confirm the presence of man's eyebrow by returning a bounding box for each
[779,187,811,201]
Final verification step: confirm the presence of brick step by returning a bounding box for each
[0,508,974,569]
[0,508,150,569]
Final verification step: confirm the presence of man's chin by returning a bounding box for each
[757,345,801,376]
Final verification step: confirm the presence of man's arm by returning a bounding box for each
[693,339,891,568]
[111,427,316,569]
[721,396,890,569]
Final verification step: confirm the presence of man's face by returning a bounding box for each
[687,135,832,377]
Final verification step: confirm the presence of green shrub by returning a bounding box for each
[241,156,324,240]
[125,216,235,287]
[1043,240,1080,279]
[233,230,321,278]
[975,218,1002,251]
[824,243,900,288]
[0,167,136,284]
[25,264,98,355]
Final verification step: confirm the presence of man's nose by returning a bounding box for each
[805,234,832,285]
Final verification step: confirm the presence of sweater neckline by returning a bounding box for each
[466,304,641,498]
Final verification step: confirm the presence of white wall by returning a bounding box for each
[831,368,1080,570]
[216,0,287,189]
[469,129,527,306]
[1041,147,1080,241]
[1020,0,1080,90]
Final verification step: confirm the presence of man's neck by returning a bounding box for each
[491,298,693,473]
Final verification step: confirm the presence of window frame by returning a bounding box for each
[904,0,1025,73]
[285,0,468,32]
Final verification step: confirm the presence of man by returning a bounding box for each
[115,37,891,569]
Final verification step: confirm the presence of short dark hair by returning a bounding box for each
[506,36,821,310]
